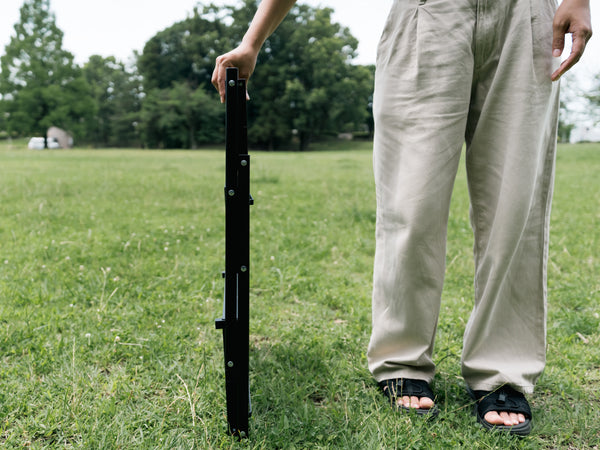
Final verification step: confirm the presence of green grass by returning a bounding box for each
[0,142,598,449]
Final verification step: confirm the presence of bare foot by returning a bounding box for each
[379,379,438,415]
[472,385,531,433]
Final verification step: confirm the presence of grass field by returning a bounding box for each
[0,141,598,448]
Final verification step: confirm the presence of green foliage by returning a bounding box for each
[0,0,94,140]
[136,5,238,149]
[0,1,374,149]
[136,1,374,150]
[586,72,600,122]
[140,82,223,149]
[558,73,580,143]
[247,1,374,149]
[137,5,236,93]
[0,144,598,448]
[82,55,142,148]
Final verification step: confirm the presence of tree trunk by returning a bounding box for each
[299,131,310,151]
[189,124,197,150]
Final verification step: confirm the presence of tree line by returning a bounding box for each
[0,0,375,150]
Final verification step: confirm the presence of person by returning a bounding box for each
[212,0,592,436]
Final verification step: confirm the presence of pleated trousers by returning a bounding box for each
[367,0,560,393]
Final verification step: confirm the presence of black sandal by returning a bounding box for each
[379,378,439,417]
[469,385,532,436]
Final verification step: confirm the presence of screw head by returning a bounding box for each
[240,266,247,272]
[241,159,248,167]
[227,361,234,368]
[228,189,235,196]
[228,80,235,87]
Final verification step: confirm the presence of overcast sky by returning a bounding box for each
[0,0,598,78]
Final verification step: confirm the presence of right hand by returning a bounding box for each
[211,44,259,103]
[550,0,592,81]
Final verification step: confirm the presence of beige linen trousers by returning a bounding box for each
[367,0,560,393]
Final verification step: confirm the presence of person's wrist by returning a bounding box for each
[240,36,264,56]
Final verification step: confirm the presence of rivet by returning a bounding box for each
[240,266,247,272]
[228,80,235,87]
[241,160,248,167]
[227,361,234,368]
[228,189,235,196]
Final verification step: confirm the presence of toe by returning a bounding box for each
[401,395,411,409]
[500,411,522,426]
[399,395,434,411]
[419,396,434,410]
[484,411,526,426]
[484,411,504,425]
[410,396,421,409]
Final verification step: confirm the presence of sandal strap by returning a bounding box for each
[379,378,435,401]
[474,386,532,419]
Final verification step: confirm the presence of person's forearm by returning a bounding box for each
[241,0,297,52]
[212,0,297,102]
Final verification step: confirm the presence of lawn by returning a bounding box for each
[0,142,598,448]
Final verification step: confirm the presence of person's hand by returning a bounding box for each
[211,44,259,103]
[551,0,593,81]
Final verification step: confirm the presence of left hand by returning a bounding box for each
[551,0,593,81]
[211,43,258,103]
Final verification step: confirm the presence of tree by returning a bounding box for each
[138,6,236,92]
[83,55,142,147]
[0,0,93,145]
[140,81,222,149]
[137,6,234,148]
[137,1,374,150]
[235,1,374,150]
[557,73,579,143]
[586,72,600,123]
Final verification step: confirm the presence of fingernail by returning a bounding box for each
[553,49,561,57]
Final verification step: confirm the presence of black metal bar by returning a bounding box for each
[215,67,251,438]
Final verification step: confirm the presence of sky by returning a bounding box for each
[0,0,388,66]
[0,0,598,77]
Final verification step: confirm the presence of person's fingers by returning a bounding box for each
[211,56,229,103]
[210,59,219,90]
[552,26,566,59]
[551,29,591,81]
[212,48,257,102]
[551,12,568,81]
